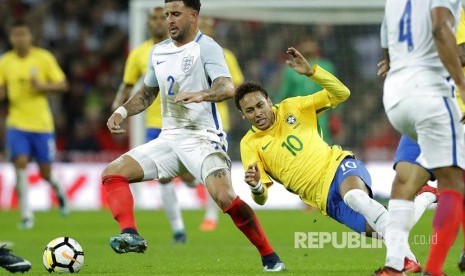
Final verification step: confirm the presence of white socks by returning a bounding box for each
[16,169,33,220]
[384,199,415,271]
[203,193,219,222]
[343,189,389,236]
[413,191,436,224]
[160,182,185,233]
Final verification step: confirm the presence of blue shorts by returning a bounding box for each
[6,128,56,163]
[326,158,373,233]
[146,128,162,142]
[394,135,434,179]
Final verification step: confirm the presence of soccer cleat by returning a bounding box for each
[18,218,34,230]
[109,233,147,254]
[417,185,439,203]
[200,219,217,232]
[372,267,406,276]
[0,245,31,273]
[403,257,422,273]
[173,231,186,244]
[459,250,465,272]
[262,252,286,272]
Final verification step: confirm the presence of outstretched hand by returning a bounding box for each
[286,47,315,77]
[244,163,261,188]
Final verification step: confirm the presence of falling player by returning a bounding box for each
[236,47,437,273]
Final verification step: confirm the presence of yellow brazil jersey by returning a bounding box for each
[240,66,352,214]
[456,7,465,113]
[123,39,162,129]
[0,47,65,132]
[217,48,244,132]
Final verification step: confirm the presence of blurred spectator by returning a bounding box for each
[0,1,394,162]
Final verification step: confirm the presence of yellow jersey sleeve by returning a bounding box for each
[457,8,465,45]
[456,8,465,113]
[224,48,244,86]
[0,57,5,86]
[240,136,273,185]
[123,48,143,85]
[44,52,66,83]
[240,135,273,205]
[217,49,243,132]
[298,65,350,116]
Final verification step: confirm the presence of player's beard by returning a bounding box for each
[170,23,189,42]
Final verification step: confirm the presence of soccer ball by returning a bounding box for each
[42,237,84,273]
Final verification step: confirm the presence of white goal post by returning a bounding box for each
[128,0,386,148]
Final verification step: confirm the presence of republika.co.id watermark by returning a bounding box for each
[294,232,437,249]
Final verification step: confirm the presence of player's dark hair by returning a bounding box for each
[165,0,201,12]
[234,81,269,111]
[8,19,30,33]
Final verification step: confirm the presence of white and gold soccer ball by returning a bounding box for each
[42,237,84,273]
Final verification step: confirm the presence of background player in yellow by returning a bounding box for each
[0,20,69,229]
[111,7,193,243]
[198,17,244,231]
[235,47,435,272]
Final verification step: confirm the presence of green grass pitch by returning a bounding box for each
[0,209,463,275]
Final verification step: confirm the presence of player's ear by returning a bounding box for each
[191,10,199,23]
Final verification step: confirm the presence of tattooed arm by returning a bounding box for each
[123,84,159,116]
[107,84,159,134]
[174,76,234,104]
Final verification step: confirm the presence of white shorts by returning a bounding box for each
[126,129,231,183]
[385,95,465,170]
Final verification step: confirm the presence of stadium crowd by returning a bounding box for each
[0,0,398,162]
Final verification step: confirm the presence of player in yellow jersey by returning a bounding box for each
[111,7,193,243]
[0,20,69,229]
[198,17,245,231]
[236,47,435,272]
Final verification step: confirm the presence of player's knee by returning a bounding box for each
[207,185,236,210]
[13,156,28,169]
[215,192,235,210]
[101,155,142,181]
[343,189,369,212]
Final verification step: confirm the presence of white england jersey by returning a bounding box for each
[382,0,461,109]
[144,32,231,133]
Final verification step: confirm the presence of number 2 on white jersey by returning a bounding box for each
[398,0,413,51]
[167,76,175,95]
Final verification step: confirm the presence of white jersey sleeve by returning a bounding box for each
[143,46,158,88]
[200,38,231,82]
[431,0,457,11]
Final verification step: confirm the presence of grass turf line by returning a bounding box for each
[0,209,463,275]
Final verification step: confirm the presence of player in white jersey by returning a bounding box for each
[375,1,465,275]
[102,0,285,272]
